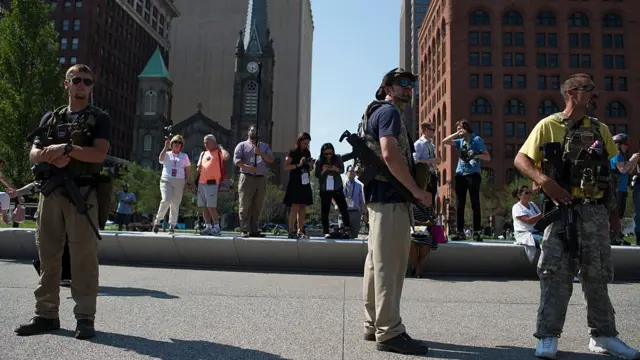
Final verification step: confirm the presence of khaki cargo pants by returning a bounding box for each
[363,202,412,342]
[34,186,99,321]
[238,173,266,233]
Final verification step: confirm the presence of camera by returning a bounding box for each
[163,125,173,138]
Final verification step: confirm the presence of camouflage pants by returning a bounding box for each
[535,203,618,339]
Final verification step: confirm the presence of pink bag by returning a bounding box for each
[430,225,448,244]
[12,204,25,223]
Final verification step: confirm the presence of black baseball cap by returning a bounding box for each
[375,68,417,100]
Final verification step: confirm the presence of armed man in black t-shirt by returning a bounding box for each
[358,68,431,355]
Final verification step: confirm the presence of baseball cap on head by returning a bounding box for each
[375,68,417,100]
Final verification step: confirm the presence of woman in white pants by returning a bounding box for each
[153,135,191,234]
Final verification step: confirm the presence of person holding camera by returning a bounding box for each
[283,132,314,238]
[314,142,351,238]
[441,119,490,241]
[153,134,191,234]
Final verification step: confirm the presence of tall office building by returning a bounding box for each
[0,0,8,19]
[400,0,430,138]
[419,0,634,212]
[168,0,313,156]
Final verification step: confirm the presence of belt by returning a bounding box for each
[242,173,264,178]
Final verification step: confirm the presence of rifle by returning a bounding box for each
[36,164,102,240]
[532,142,578,258]
[338,130,433,220]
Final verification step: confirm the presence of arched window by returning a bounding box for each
[471,98,492,114]
[144,90,157,115]
[538,100,560,116]
[503,10,523,26]
[143,134,152,151]
[602,13,623,28]
[536,11,556,26]
[504,99,525,115]
[606,101,627,117]
[569,12,589,27]
[470,10,490,26]
[243,81,258,115]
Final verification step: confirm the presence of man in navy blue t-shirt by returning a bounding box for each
[360,68,431,355]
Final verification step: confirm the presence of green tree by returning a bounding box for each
[0,0,65,187]
[259,183,286,224]
[112,163,161,214]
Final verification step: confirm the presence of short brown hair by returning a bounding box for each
[455,119,473,134]
[65,64,94,80]
[560,73,592,100]
[420,121,435,134]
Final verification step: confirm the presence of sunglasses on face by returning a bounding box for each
[69,77,94,86]
[394,79,415,88]
[172,141,183,145]
[571,84,595,92]
[522,191,531,195]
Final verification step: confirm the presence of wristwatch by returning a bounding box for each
[63,143,73,155]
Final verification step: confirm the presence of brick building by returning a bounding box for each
[49,0,179,160]
[418,0,634,212]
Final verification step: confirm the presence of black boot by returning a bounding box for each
[74,319,95,339]
[14,316,60,336]
[376,332,429,355]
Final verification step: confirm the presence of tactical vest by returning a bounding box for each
[554,113,612,200]
[47,105,104,177]
[356,101,413,182]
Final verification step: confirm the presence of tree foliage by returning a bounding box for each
[111,163,161,215]
[0,0,65,187]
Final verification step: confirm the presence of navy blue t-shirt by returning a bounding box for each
[363,104,410,204]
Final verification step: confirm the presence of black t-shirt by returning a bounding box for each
[34,106,111,146]
[364,103,410,204]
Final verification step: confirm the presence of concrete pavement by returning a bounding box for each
[1,259,638,360]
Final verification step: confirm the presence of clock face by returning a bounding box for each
[247,61,259,74]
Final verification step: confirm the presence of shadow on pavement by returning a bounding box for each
[97,286,180,299]
[426,341,606,360]
[76,330,288,360]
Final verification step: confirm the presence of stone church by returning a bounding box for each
[132,0,285,185]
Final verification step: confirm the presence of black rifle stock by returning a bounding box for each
[533,142,578,258]
[39,165,102,240]
[339,130,433,219]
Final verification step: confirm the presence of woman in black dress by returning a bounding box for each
[283,132,314,238]
[314,143,351,238]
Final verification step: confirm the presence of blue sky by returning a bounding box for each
[308,0,401,162]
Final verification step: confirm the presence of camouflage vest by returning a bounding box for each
[356,101,413,182]
[554,113,612,200]
[47,105,104,177]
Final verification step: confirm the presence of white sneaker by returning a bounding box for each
[535,337,558,359]
[199,227,212,236]
[589,336,640,359]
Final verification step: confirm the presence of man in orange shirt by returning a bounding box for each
[196,134,230,235]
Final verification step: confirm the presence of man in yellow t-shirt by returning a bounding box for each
[514,73,639,360]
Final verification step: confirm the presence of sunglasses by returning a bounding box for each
[171,141,183,145]
[522,191,531,195]
[570,84,595,92]
[394,79,416,88]
[69,77,94,86]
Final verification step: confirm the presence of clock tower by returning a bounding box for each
[229,0,275,171]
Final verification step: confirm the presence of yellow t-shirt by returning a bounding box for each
[518,113,617,163]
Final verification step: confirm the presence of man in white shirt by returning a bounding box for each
[413,122,440,212]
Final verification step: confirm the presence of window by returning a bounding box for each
[581,54,591,68]
[70,56,77,64]
[569,54,589,68]
[503,74,513,89]
[505,122,514,137]
[469,31,479,46]
[470,52,479,65]
[503,11,523,25]
[470,74,479,88]
[503,53,512,66]
[483,122,493,137]
[618,77,627,91]
[536,11,556,26]
[64,1,71,11]
[73,19,80,31]
[503,32,513,46]
[471,98,492,114]
[244,81,259,115]
[481,52,491,66]
[143,134,152,151]
[144,90,157,115]
[603,13,623,28]
[516,74,526,89]
[514,32,524,46]
[569,12,589,27]
[603,34,612,48]
[581,34,591,48]
[550,75,560,89]
[514,53,524,66]
[71,37,78,50]
[536,53,559,68]
[75,0,82,10]
[614,34,624,48]
[615,55,625,69]
[538,75,547,90]
[470,10,490,26]
[548,54,558,68]
[604,55,613,69]
[539,100,560,116]
[59,57,66,64]
[516,123,526,137]
[62,19,69,31]
[481,31,491,46]
[471,121,481,135]
[504,52,524,67]
[548,33,558,47]
[606,101,626,117]
[536,33,545,47]
[60,38,67,50]
[604,76,614,90]
[504,99,525,115]
[615,124,628,135]
[505,144,515,158]
[483,74,492,88]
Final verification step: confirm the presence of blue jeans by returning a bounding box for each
[633,187,640,234]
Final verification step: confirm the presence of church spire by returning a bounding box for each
[243,0,270,54]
